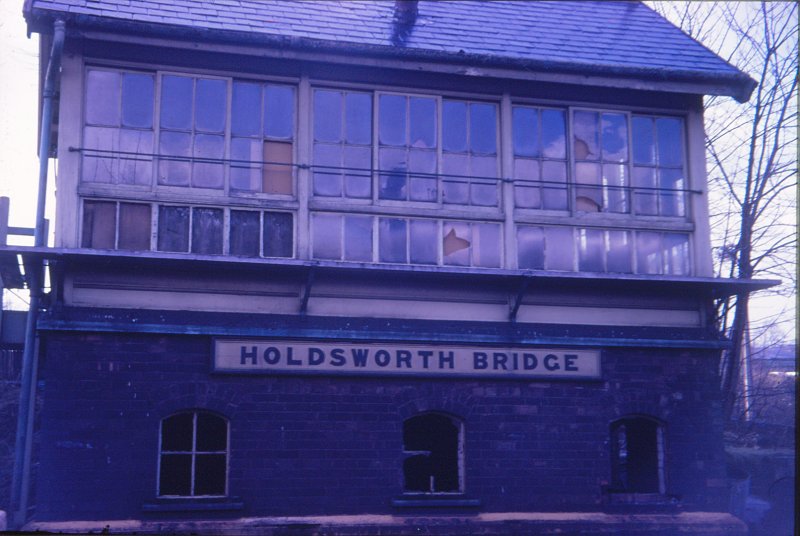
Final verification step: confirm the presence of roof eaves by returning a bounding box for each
[24,6,757,102]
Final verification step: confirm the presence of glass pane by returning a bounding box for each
[636,232,662,274]
[379,147,407,200]
[659,168,685,217]
[157,206,190,252]
[514,159,541,208]
[231,82,261,136]
[86,69,120,126]
[473,223,501,268]
[575,162,602,212]
[263,141,293,195]
[195,78,227,133]
[379,218,407,263]
[159,454,191,496]
[601,113,628,162]
[345,92,372,145]
[471,156,498,206]
[343,145,371,198]
[541,109,566,159]
[314,90,342,142]
[541,161,568,210]
[82,126,118,183]
[442,153,468,204]
[470,103,497,154]
[81,201,116,249]
[409,219,438,265]
[192,134,225,189]
[603,164,628,213]
[632,116,655,165]
[512,107,538,157]
[379,94,406,146]
[663,233,689,275]
[313,143,343,197]
[578,228,604,272]
[312,214,341,260]
[230,137,261,191]
[194,454,226,496]
[544,227,574,271]
[158,131,191,186]
[265,85,294,140]
[119,129,154,185]
[160,75,193,130]
[633,167,658,215]
[442,100,467,152]
[442,222,470,266]
[573,111,599,161]
[196,413,227,451]
[161,413,194,451]
[517,226,545,270]
[408,150,437,202]
[344,215,373,262]
[657,117,683,167]
[409,97,436,149]
[191,207,223,255]
[606,230,632,273]
[118,203,151,251]
[121,73,154,129]
[263,212,293,258]
[229,210,260,257]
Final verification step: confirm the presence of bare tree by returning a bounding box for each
[650,1,798,422]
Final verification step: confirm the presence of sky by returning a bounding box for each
[0,0,795,344]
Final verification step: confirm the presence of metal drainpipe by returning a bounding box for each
[10,18,65,530]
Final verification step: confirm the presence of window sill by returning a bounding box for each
[602,492,680,512]
[391,496,482,509]
[142,497,244,513]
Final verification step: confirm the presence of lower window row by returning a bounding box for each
[159,410,665,498]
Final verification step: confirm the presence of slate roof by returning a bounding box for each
[24,0,755,101]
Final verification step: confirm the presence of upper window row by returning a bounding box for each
[81,68,688,218]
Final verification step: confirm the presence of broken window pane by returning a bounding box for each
[157,206,190,252]
[86,69,121,126]
[344,216,373,262]
[263,212,293,258]
[575,162,602,212]
[442,222,471,266]
[263,141,293,195]
[191,207,223,255]
[517,226,545,270]
[264,85,294,140]
[541,109,566,159]
[379,218,407,263]
[403,413,461,493]
[121,73,154,129]
[81,201,116,249]
[573,111,599,161]
[118,203,151,251]
[229,210,260,257]
[312,213,341,260]
[409,219,438,265]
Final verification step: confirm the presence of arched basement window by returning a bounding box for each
[158,410,229,497]
[402,412,463,494]
[610,415,665,494]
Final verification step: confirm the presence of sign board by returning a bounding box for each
[214,339,601,380]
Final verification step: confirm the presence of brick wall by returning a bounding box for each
[34,332,728,520]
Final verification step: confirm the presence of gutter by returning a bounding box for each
[10,17,65,530]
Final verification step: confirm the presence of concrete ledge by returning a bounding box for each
[24,511,748,535]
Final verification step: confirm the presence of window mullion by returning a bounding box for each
[190,412,197,496]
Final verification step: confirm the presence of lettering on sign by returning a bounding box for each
[214,340,601,380]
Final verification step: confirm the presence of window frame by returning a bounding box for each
[609,415,666,495]
[157,410,230,499]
